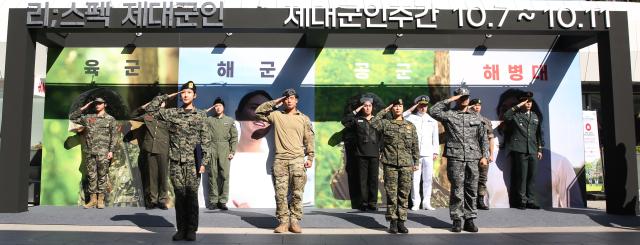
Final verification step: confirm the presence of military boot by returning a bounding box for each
[463,219,479,232]
[83,194,97,209]
[388,220,398,234]
[289,218,302,233]
[172,230,186,241]
[477,195,489,210]
[185,230,197,241]
[97,193,106,209]
[274,221,289,233]
[397,221,409,234]
[451,220,462,232]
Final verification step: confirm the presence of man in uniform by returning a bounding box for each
[371,99,419,234]
[70,97,118,210]
[255,88,314,234]
[131,101,171,210]
[503,91,544,210]
[144,81,211,241]
[403,95,439,211]
[341,95,382,212]
[205,97,238,211]
[430,88,489,233]
[468,98,495,210]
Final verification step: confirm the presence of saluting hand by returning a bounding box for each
[275,96,287,108]
[449,95,463,102]
[408,103,419,112]
[517,100,527,108]
[168,91,182,98]
[80,101,93,111]
[354,104,365,114]
[384,103,394,112]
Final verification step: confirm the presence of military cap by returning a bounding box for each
[414,95,430,105]
[93,97,106,103]
[454,87,471,96]
[469,98,482,106]
[213,97,225,106]
[360,95,374,104]
[391,98,403,105]
[181,81,197,93]
[519,91,534,101]
[282,88,298,98]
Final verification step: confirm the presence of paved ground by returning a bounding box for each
[0,206,638,244]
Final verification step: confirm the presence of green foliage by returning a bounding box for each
[315,49,435,85]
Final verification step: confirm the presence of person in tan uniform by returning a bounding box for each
[255,88,314,234]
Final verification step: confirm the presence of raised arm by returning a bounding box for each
[371,104,393,130]
[429,101,450,122]
[503,100,526,121]
[69,101,94,125]
[255,97,283,123]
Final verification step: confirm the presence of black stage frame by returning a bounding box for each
[1,8,637,215]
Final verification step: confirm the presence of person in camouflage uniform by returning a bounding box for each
[69,97,118,210]
[144,81,211,242]
[255,88,314,234]
[371,99,419,234]
[130,101,171,210]
[468,98,495,210]
[204,97,238,211]
[430,88,489,233]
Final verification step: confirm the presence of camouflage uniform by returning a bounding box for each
[371,110,419,221]
[69,109,118,195]
[205,114,238,206]
[255,99,314,224]
[430,100,489,221]
[475,114,494,198]
[145,94,210,233]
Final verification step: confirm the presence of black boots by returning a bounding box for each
[478,196,489,210]
[185,231,197,241]
[388,220,398,234]
[172,230,186,241]
[451,220,462,232]
[217,202,229,211]
[463,219,479,232]
[397,221,409,233]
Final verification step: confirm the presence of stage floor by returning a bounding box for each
[0,207,638,244]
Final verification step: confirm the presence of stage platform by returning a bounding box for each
[0,207,638,244]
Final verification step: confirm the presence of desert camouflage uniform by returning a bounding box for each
[256,99,314,224]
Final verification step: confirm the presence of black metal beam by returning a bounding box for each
[597,12,639,215]
[0,9,36,213]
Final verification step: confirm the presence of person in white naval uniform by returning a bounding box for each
[403,95,439,210]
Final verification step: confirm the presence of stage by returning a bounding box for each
[0,206,638,244]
